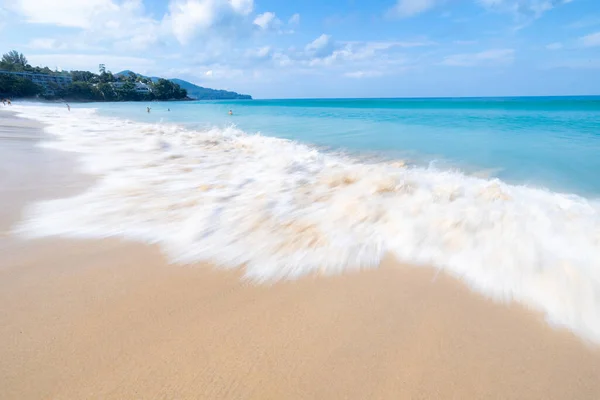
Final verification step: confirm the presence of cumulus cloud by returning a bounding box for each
[578,31,600,48]
[272,35,430,78]
[253,11,280,30]
[176,33,425,85]
[229,0,253,14]
[164,0,254,44]
[441,48,515,66]
[11,0,292,51]
[87,0,162,50]
[10,0,161,51]
[305,34,337,58]
[304,38,433,67]
[271,52,294,67]
[8,0,117,28]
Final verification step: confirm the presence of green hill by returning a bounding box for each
[170,79,251,100]
[117,71,252,100]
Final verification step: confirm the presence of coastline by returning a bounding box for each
[2,106,600,399]
[0,111,90,234]
[8,96,197,104]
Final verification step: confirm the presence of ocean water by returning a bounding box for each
[89,96,600,196]
[8,97,600,345]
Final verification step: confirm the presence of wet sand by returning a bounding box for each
[1,111,600,399]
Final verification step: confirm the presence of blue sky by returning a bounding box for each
[0,0,599,98]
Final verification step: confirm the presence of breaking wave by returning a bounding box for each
[10,104,600,344]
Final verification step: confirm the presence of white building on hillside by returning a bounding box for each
[0,70,72,94]
[111,81,151,94]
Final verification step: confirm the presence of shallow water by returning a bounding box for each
[83,96,600,196]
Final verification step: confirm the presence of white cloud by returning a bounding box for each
[86,0,162,51]
[167,35,421,85]
[165,0,255,44]
[305,34,336,58]
[230,0,253,14]
[253,12,280,30]
[344,70,384,78]
[578,31,600,48]
[272,52,293,67]
[288,13,300,25]
[391,0,437,18]
[307,34,332,50]
[10,0,161,51]
[306,39,433,67]
[441,48,515,66]
[10,0,288,52]
[8,0,117,28]
[545,42,563,50]
[286,36,428,78]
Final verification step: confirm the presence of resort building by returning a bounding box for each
[0,70,72,94]
[111,81,152,94]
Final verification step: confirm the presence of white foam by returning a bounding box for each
[10,104,600,344]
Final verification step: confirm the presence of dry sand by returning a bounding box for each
[1,111,600,399]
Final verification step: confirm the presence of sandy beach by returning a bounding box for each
[2,111,600,399]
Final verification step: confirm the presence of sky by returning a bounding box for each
[0,0,599,98]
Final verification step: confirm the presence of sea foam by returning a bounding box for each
[10,104,600,344]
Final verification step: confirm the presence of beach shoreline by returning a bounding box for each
[2,107,600,399]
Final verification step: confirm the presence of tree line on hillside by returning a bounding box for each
[0,51,187,101]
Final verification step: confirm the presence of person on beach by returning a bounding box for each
[66,103,70,112]
[228,110,233,115]
[7,99,11,105]
[147,107,151,113]
[2,99,5,106]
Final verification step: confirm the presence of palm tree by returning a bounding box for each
[1,51,28,67]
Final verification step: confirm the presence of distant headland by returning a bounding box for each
[0,50,252,102]
[115,70,251,101]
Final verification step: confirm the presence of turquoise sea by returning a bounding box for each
[89,96,600,196]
